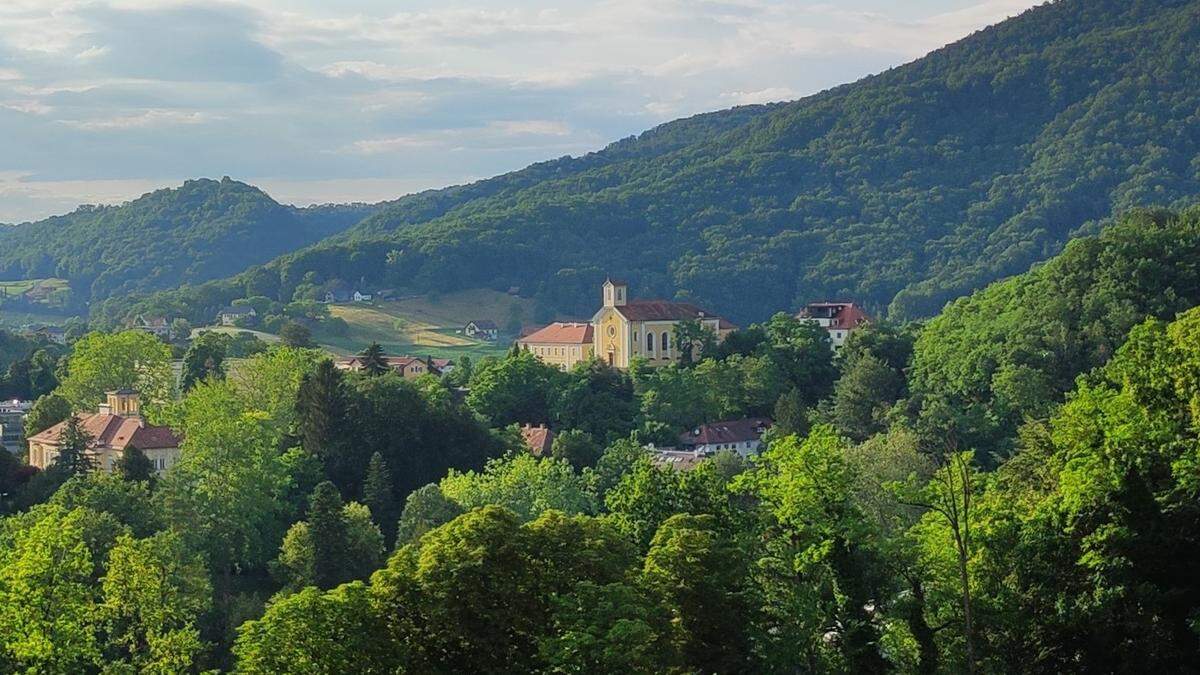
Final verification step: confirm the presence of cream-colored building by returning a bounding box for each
[517,322,595,370]
[27,390,182,474]
[591,279,733,369]
[334,355,453,378]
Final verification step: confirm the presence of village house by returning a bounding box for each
[217,305,257,326]
[796,301,870,349]
[334,355,453,379]
[517,322,595,370]
[353,290,374,303]
[679,417,773,457]
[131,315,171,339]
[591,279,735,369]
[0,399,32,454]
[22,324,67,345]
[27,390,182,474]
[463,320,500,341]
[519,423,554,456]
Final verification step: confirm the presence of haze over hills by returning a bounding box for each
[0,178,380,306]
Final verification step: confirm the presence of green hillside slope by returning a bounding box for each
[0,178,378,305]
[109,0,1200,326]
[908,205,1200,455]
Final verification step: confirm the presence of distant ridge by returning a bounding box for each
[0,177,381,306]
[109,0,1200,325]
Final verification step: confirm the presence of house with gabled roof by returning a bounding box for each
[519,423,554,456]
[334,355,453,379]
[679,417,773,458]
[132,315,171,339]
[796,301,871,349]
[517,322,594,370]
[463,320,499,341]
[27,390,182,474]
[217,305,257,326]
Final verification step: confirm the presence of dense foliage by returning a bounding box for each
[1,204,1200,671]
[0,178,376,308]
[909,206,1200,456]
[107,0,1200,327]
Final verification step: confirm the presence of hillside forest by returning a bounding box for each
[0,207,1198,672]
[91,0,1200,329]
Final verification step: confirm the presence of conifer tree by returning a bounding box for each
[295,360,351,485]
[308,481,350,590]
[115,446,155,483]
[54,414,96,477]
[358,342,389,376]
[362,452,397,543]
[773,387,809,437]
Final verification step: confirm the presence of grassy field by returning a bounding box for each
[0,278,69,298]
[192,326,282,344]
[311,289,530,359]
[0,309,76,329]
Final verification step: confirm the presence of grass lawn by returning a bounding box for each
[308,289,527,360]
[0,278,69,299]
[191,326,282,344]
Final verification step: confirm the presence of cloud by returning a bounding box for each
[722,86,801,105]
[0,0,1044,222]
[59,109,221,131]
[347,119,579,155]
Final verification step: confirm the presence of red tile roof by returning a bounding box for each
[798,302,871,328]
[520,424,554,456]
[28,413,180,451]
[679,418,772,447]
[616,300,722,323]
[518,322,594,345]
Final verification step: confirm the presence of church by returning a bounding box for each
[521,279,733,370]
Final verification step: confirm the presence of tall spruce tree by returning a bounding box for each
[54,414,96,477]
[115,446,155,483]
[362,452,397,544]
[307,481,350,590]
[295,360,352,487]
[359,343,389,376]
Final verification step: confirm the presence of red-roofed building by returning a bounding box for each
[591,279,736,369]
[517,322,595,370]
[797,302,871,349]
[679,418,773,457]
[520,423,555,456]
[27,390,182,474]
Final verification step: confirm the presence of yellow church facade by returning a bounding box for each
[590,279,733,369]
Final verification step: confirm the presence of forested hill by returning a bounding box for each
[114,0,1200,326]
[0,178,378,305]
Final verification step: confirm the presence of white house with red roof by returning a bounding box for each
[796,301,871,349]
[679,417,773,458]
[27,390,181,474]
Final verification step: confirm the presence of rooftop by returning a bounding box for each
[680,417,773,446]
[28,412,181,451]
[518,322,594,345]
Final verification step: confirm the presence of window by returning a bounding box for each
[661,331,670,356]
[646,332,655,354]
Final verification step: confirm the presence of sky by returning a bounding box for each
[0,0,1039,224]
